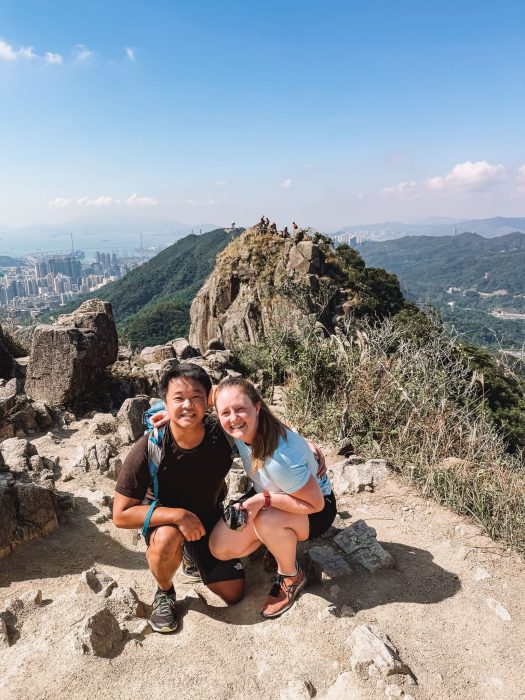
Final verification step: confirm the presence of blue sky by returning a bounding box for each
[1,0,524,231]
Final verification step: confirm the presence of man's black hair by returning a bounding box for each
[159,362,212,400]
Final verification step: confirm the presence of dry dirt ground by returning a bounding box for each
[1,422,524,700]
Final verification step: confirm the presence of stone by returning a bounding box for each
[0,615,9,647]
[116,395,150,444]
[473,567,491,582]
[203,349,235,371]
[172,338,200,360]
[384,684,404,698]
[13,481,59,535]
[71,608,123,658]
[485,598,512,621]
[279,679,315,700]
[90,413,116,435]
[56,492,75,511]
[207,338,226,351]
[105,586,147,622]
[26,300,118,406]
[334,520,395,573]
[330,458,390,496]
[0,437,38,473]
[107,457,122,480]
[317,673,362,699]
[84,440,117,473]
[140,345,174,363]
[0,325,16,379]
[226,469,252,498]
[305,545,353,582]
[76,567,118,598]
[348,625,410,680]
[336,437,354,456]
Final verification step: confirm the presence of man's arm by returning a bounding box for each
[112,493,206,541]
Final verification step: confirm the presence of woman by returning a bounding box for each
[209,377,336,618]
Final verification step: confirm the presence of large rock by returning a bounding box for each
[0,326,17,379]
[172,338,200,360]
[334,520,395,573]
[347,625,411,679]
[71,607,122,658]
[76,567,117,598]
[25,299,118,406]
[0,438,38,473]
[317,673,362,699]
[188,226,347,352]
[330,458,391,496]
[305,545,353,582]
[116,396,150,444]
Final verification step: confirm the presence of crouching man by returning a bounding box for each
[113,364,245,633]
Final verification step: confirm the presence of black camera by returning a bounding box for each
[222,502,249,531]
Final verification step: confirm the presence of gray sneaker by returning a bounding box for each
[149,587,178,633]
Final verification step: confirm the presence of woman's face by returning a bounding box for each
[215,386,260,444]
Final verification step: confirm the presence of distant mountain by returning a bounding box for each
[43,227,243,348]
[0,255,23,267]
[356,231,525,349]
[333,216,525,242]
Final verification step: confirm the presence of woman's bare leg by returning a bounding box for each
[253,509,309,574]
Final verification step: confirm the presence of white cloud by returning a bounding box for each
[215,180,227,186]
[45,52,63,64]
[124,47,135,61]
[281,178,293,189]
[48,197,73,208]
[384,161,510,199]
[126,193,158,207]
[0,39,38,62]
[80,196,120,207]
[75,44,94,62]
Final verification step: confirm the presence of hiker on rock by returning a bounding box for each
[259,216,267,232]
[293,221,299,234]
[209,377,336,618]
[269,222,277,234]
[112,364,245,633]
[281,226,291,239]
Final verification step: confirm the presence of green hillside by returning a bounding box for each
[357,232,525,349]
[40,227,242,347]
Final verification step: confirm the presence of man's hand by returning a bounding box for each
[307,441,327,478]
[175,510,206,541]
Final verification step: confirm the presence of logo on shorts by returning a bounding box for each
[234,562,244,570]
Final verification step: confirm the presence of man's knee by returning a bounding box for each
[148,525,183,556]
[207,579,245,605]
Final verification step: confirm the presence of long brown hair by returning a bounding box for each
[214,377,287,472]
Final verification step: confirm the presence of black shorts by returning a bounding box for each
[143,504,245,586]
[307,492,337,540]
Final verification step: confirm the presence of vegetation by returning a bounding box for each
[357,231,525,350]
[237,276,525,554]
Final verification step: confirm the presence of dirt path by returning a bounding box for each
[1,430,524,700]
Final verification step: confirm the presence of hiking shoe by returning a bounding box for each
[149,587,178,633]
[262,548,277,572]
[260,567,307,619]
[181,547,201,581]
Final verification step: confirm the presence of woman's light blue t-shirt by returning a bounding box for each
[234,429,332,496]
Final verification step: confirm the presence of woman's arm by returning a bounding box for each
[240,475,324,524]
[112,493,206,541]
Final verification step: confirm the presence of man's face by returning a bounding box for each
[165,377,208,431]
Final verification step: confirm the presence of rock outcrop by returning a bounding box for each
[25,300,118,406]
[189,225,351,352]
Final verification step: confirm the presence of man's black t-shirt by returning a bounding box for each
[115,415,234,529]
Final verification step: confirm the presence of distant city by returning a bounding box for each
[0,246,166,320]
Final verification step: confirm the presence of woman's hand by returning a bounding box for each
[307,441,327,478]
[151,409,169,429]
[238,493,265,525]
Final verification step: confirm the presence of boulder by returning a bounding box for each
[317,673,362,699]
[207,338,226,351]
[105,586,147,622]
[25,300,118,406]
[116,396,150,444]
[140,345,174,363]
[305,545,353,582]
[172,338,200,360]
[76,567,117,598]
[330,458,390,496]
[89,413,116,435]
[347,625,411,679]
[334,520,395,573]
[0,326,16,379]
[71,608,122,658]
[0,438,38,473]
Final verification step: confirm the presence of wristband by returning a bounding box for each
[262,490,272,509]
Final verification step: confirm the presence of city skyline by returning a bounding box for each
[1,1,524,230]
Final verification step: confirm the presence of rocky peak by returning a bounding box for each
[189,224,351,352]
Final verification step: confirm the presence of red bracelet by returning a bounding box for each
[262,490,272,509]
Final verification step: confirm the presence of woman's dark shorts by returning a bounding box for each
[143,503,244,586]
[307,492,337,540]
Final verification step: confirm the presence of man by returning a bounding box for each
[113,364,244,633]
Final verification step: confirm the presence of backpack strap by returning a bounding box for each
[141,426,164,538]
